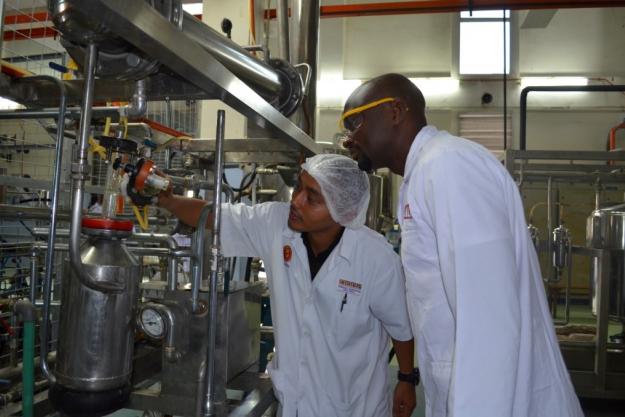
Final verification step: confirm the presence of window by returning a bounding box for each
[459,113,511,159]
[459,10,510,75]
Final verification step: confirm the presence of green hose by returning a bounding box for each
[21,320,35,417]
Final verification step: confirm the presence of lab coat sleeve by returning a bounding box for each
[220,202,287,259]
[418,149,521,416]
[369,247,413,342]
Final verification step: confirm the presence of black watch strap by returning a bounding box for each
[397,367,420,386]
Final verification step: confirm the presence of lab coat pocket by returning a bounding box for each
[332,309,373,350]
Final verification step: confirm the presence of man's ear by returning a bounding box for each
[391,99,409,126]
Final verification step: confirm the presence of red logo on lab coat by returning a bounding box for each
[283,245,292,262]
[403,204,413,219]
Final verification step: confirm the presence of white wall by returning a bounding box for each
[314,7,625,152]
[519,8,625,76]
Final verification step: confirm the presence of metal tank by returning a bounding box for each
[50,218,141,415]
[587,204,625,322]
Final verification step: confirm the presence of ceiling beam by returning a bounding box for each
[263,0,625,19]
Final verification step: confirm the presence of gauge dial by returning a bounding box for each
[140,308,165,340]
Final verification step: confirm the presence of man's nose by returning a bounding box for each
[291,190,305,208]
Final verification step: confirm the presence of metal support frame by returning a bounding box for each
[506,149,625,399]
[520,85,625,151]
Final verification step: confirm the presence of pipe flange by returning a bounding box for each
[268,58,304,117]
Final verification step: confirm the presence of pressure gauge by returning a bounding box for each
[138,307,165,340]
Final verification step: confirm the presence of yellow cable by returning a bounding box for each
[143,206,149,229]
[120,116,129,139]
[88,137,107,159]
[103,116,112,136]
[132,205,149,231]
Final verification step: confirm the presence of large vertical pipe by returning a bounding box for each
[202,110,226,417]
[546,177,554,283]
[0,0,6,60]
[68,44,123,293]
[290,0,320,136]
[37,75,69,385]
[595,250,611,390]
[277,0,290,61]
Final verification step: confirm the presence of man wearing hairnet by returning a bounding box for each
[158,154,416,417]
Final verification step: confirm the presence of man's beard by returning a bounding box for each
[357,154,374,173]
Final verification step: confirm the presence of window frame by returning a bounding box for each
[452,10,519,80]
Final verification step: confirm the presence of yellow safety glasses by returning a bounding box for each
[338,97,395,131]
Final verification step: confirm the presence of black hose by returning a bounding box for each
[222,164,257,193]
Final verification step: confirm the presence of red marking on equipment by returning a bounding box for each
[82,217,134,231]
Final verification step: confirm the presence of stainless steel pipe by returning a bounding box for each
[277,0,290,62]
[181,12,281,98]
[69,43,124,293]
[202,109,226,417]
[29,75,70,386]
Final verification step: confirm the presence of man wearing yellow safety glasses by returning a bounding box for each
[341,73,583,417]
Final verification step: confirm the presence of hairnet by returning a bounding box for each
[301,154,370,229]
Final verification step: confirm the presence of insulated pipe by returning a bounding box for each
[202,110,226,417]
[519,85,625,151]
[181,11,282,98]
[69,43,125,293]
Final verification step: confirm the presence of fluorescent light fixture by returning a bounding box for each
[316,78,362,107]
[521,77,588,88]
[182,3,203,15]
[409,78,460,96]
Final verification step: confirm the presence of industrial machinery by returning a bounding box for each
[51,217,141,416]
[506,88,625,399]
[0,0,327,416]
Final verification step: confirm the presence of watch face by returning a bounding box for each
[140,308,165,339]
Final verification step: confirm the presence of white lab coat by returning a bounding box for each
[398,126,583,417]
[220,202,413,417]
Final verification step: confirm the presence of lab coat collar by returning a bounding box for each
[403,125,438,179]
[282,222,354,266]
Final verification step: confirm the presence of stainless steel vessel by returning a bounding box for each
[587,204,625,321]
[52,218,141,414]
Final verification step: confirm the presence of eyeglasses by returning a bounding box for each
[338,97,395,132]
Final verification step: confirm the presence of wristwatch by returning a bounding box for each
[397,367,420,386]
